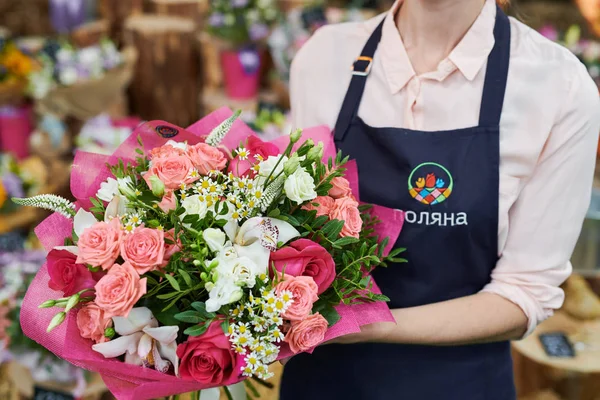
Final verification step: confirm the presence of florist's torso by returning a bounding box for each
[282,0,600,399]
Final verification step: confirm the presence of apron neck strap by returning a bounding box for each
[478,6,511,127]
[333,19,384,142]
[334,5,511,142]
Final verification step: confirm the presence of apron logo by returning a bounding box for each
[408,162,453,205]
[155,125,179,138]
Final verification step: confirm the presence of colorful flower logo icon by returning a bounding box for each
[408,163,453,205]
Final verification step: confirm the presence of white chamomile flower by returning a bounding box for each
[236,147,249,160]
[263,292,276,305]
[262,303,277,318]
[233,345,247,355]
[242,365,255,377]
[279,290,294,306]
[269,327,285,343]
[232,332,252,347]
[231,305,245,319]
[188,169,200,180]
[236,322,250,335]
[269,315,283,326]
[245,352,260,369]
[123,222,136,234]
[263,344,279,364]
[252,316,268,332]
[254,154,264,162]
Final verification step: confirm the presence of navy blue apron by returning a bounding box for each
[280,6,516,400]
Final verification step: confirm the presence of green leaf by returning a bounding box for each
[333,237,360,247]
[268,208,281,218]
[156,292,180,300]
[191,302,216,319]
[319,305,341,327]
[184,321,211,337]
[152,304,181,326]
[164,274,181,291]
[179,269,193,287]
[279,214,300,227]
[174,310,204,324]
[221,319,230,335]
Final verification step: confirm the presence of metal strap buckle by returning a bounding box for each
[351,56,373,76]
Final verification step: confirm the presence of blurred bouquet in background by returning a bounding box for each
[0,154,39,214]
[540,24,600,87]
[27,38,123,99]
[207,0,280,47]
[76,114,141,155]
[245,106,290,141]
[0,39,38,105]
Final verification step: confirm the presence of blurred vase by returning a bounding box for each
[0,106,33,159]
[221,47,262,100]
[50,0,87,33]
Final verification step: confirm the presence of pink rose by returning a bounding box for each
[329,176,352,199]
[94,261,147,318]
[285,313,328,353]
[158,191,177,213]
[76,303,113,344]
[149,144,185,160]
[47,249,98,296]
[187,143,227,175]
[270,239,336,294]
[162,229,182,267]
[76,218,123,270]
[329,196,362,238]
[144,155,197,191]
[302,195,335,217]
[120,227,166,274]
[276,275,318,321]
[228,135,279,177]
[177,321,244,385]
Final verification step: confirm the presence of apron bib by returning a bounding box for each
[281,6,516,400]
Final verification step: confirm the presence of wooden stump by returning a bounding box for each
[71,20,110,47]
[145,0,209,28]
[99,0,143,47]
[125,15,201,127]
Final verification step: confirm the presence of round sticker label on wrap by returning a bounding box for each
[155,125,179,138]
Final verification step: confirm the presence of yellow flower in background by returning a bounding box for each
[0,181,7,209]
[0,44,36,79]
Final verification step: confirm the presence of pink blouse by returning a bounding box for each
[290,0,600,336]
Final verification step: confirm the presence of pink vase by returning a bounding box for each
[0,106,33,159]
[221,49,262,100]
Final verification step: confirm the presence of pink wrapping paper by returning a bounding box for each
[21,108,404,400]
[0,105,33,159]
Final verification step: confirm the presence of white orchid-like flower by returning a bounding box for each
[92,307,179,375]
[201,218,299,312]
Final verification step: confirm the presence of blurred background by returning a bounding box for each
[0,0,599,399]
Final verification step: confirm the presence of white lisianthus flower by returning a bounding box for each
[97,177,119,202]
[165,140,187,151]
[73,208,98,237]
[180,195,209,220]
[117,176,134,196]
[205,278,243,312]
[203,228,227,253]
[258,155,288,179]
[284,167,317,204]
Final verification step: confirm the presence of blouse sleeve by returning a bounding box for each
[481,61,600,337]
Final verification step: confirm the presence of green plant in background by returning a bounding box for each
[207,0,280,47]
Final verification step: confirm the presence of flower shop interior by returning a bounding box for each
[1,0,600,399]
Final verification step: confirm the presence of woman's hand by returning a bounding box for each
[326,321,397,344]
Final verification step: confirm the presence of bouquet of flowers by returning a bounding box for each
[0,39,38,104]
[0,154,39,214]
[14,109,404,399]
[207,0,280,46]
[27,38,123,99]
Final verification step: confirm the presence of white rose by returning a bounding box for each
[180,195,208,219]
[284,167,317,204]
[205,278,243,312]
[59,67,78,85]
[217,256,259,288]
[259,155,288,178]
[203,228,226,253]
[96,177,119,202]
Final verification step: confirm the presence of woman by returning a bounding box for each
[281,0,600,399]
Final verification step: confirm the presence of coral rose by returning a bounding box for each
[94,261,147,318]
[276,275,319,321]
[149,143,185,159]
[328,176,352,199]
[47,249,97,296]
[301,195,335,217]
[158,191,177,213]
[270,239,336,294]
[144,155,197,191]
[176,321,243,385]
[76,218,122,270]
[77,303,113,344]
[162,229,182,267]
[329,196,362,238]
[187,143,227,175]
[120,227,166,274]
[285,313,328,353]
